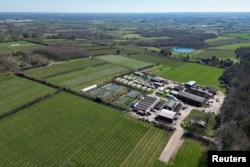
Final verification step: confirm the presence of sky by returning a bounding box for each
[0,0,249,13]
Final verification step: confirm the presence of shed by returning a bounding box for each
[185,80,197,87]
[164,99,177,110]
[156,109,176,123]
[81,85,97,92]
[150,77,166,83]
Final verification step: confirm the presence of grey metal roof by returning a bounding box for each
[135,96,157,111]
[178,91,205,103]
[166,99,176,108]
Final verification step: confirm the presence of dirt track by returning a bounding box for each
[159,106,192,163]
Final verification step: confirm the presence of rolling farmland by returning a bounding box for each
[0,41,39,54]
[193,49,236,60]
[0,92,169,167]
[24,58,105,79]
[47,63,129,89]
[0,75,55,115]
[96,55,153,69]
[130,54,187,68]
[211,43,250,50]
[225,33,250,40]
[204,36,243,46]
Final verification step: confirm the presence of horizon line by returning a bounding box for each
[0,11,250,14]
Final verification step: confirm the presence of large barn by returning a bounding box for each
[177,91,206,107]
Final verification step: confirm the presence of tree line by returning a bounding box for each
[136,29,216,49]
[217,47,250,150]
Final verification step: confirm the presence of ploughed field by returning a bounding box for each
[0,92,169,167]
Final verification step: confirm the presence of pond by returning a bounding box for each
[172,47,194,54]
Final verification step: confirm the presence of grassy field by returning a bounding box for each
[211,42,250,50]
[225,33,250,40]
[47,63,129,89]
[96,55,153,69]
[0,75,55,115]
[0,41,39,54]
[0,92,170,166]
[193,49,236,60]
[0,41,38,47]
[131,54,187,68]
[204,36,242,46]
[87,48,118,56]
[153,63,224,90]
[166,139,205,167]
[24,58,105,79]
[146,47,162,53]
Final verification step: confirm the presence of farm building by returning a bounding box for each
[81,85,97,92]
[164,99,177,110]
[186,87,213,99]
[135,96,158,112]
[150,77,166,83]
[177,91,206,107]
[153,82,162,88]
[185,80,197,88]
[173,85,185,92]
[134,72,143,76]
[154,100,167,110]
[156,109,177,123]
[170,90,179,96]
[134,72,149,79]
[174,103,183,112]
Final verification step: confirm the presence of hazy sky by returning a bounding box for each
[0,0,249,13]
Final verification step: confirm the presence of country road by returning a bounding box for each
[159,106,193,163]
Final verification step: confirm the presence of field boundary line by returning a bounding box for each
[0,91,60,120]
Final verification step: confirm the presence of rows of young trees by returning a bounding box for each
[33,45,88,61]
[218,47,250,150]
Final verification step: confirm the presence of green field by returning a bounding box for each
[167,139,205,167]
[0,41,39,54]
[0,75,55,115]
[24,58,105,79]
[193,49,236,60]
[211,42,250,50]
[131,54,187,68]
[0,41,38,47]
[47,63,129,89]
[225,33,250,40]
[204,36,242,46]
[146,47,162,53]
[153,63,224,89]
[0,92,169,166]
[96,55,153,69]
[87,48,118,56]
[121,33,142,39]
